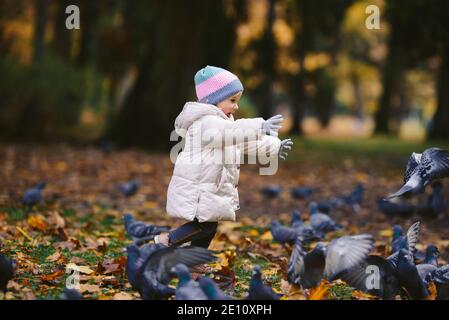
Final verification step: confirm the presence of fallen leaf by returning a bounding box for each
[308,280,330,300]
[113,292,134,300]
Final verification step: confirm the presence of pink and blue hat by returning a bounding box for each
[194,66,244,105]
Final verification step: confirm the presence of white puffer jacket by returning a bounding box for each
[166,102,281,222]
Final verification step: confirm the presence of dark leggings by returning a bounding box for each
[168,218,218,248]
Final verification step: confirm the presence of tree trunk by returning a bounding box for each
[33,0,49,62]
[428,45,449,140]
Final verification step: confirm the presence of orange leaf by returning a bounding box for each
[308,279,330,300]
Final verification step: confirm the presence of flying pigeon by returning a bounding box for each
[391,222,420,256]
[287,234,375,289]
[387,148,449,199]
[417,181,449,218]
[425,264,449,300]
[125,242,216,299]
[246,266,282,300]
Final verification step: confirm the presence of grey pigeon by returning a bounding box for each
[417,181,449,218]
[23,182,46,208]
[246,266,282,300]
[396,249,430,299]
[333,183,365,212]
[261,186,282,199]
[291,187,316,200]
[271,220,321,245]
[391,222,420,257]
[0,252,15,292]
[172,264,207,300]
[416,245,439,282]
[290,210,304,229]
[287,234,375,289]
[60,288,83,300]
[425,265,449,300]
[123,213,170,241]
[117,180,140,197]
[388,148,449,198]
[199,277,233,300]
[309,202,343,234]
[377,198,415,217]
[126,243,216,299]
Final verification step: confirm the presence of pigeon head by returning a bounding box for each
[392,225,403,239]
[35,182,46,190]
[291,210,302,221]
[252,265,262,279]
[122,213,134,226]
[270,220,281,228]
[313,242,327,254]
[172,264,191,283]
[425,245,439,258]
[309,202,319,214]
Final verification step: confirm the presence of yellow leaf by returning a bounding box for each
[113,292,134,300]
[66,263,94,275]
[46,252,61,262]
[379,229,393,237]
[260,231,273,241]
[27,215,48,231]
[426,282,437,300]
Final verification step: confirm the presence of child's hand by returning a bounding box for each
[262,114,284,136]
[279,138,293,160]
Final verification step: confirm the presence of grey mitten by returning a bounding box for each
[279,138,293,160]
[261,114,284,136]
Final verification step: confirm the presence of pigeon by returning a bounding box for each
[291,187,316,200]
[0,252,15,293]
[246,266,282,300]
[338,254,400,299]
[416,245,439,281]
[388,148,449,199]
[60,288,83,300]
[291,210,324,241]
[377,198,415,217]
[198,277,233,300]
[117,180,140,197]
[334,183,365,211]
[123,213,170,241]
[172,264,207,300]
[287,234,375,289]
[425,264,449,300]
[261,186,282,199]
[22,182,46,208]
[316,201,333,214]
[270,220,321,245]
[396,248,430,299]
[309,202,343,234]
[126,243,216,299]
[417,181,449,218]
[339,224,421,299]
[391,222,420,256]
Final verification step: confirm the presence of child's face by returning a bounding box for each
[216,92,242,118]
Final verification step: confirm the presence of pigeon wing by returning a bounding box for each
[404,152,421,183]
[144,246,217,283]
[325,234,375,281]
[287,237,308,285]
[405,221,420,257]
[419,148,449,183]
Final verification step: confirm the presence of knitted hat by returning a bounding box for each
[194,66,244,105]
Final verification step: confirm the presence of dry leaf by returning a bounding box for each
[113,292,134,300]
[308,280,330,300]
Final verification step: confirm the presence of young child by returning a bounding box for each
[155,65,293,250]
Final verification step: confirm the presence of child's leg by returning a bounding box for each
[168,219,217,248]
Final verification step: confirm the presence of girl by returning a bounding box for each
[156,66,293,252]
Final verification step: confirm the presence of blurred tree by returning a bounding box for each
[33,0,49,62]
[109,0,243,149]
[52,0,74,60]
[249,0,277,120]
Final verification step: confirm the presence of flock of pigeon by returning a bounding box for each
[2,147,449,300]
